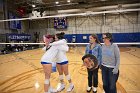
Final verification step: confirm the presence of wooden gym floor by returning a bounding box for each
[0,46,140,93]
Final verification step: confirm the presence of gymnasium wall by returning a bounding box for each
[0,10,140,43]
[64,32,140,43]
[0,0,14,34]
[45,12,140,43]
[28,19,54,41]
[0,0,4,33]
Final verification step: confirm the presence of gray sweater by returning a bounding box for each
[102,43,120,69]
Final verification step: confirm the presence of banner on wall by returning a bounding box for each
[9,13,21,30]
[7,33,31,41]
[0,0,3,12]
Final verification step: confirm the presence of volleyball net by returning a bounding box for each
[0,42,140,54]
[0,8,140,54]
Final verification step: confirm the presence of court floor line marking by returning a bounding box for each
[126,90,140,92]
[0,75,13,77]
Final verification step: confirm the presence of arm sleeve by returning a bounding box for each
[97,45,102,65]
[114,44,120,69]
[49,39,65,46]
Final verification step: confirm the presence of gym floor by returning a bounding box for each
[0,46,140,93]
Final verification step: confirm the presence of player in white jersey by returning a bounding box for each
[41,34,69,93]
[54,32,74,92]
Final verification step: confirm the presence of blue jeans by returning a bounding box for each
[101,65,119,93]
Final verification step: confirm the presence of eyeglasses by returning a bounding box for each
[102,37,107,39]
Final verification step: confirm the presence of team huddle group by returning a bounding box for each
[40,32,120,93]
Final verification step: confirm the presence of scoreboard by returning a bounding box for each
[54,17,67,29]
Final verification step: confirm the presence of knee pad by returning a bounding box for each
[66,74,71,81]
[59,75,64,80]
[44,79,50,84]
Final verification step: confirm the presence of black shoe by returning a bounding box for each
[93,91,97,93]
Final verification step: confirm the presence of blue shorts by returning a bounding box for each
[41,61,52,64]
[57,61,68,65]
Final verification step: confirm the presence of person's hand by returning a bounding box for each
[112,68,118,74]
[99,65,102,69]
[45,42,49,46]
[43,37,50,46]
[94,65,98,69]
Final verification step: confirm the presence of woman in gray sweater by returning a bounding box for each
[101,32,120,93]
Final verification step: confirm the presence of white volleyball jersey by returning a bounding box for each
[41,39,69,63]
[41,46,58,63]
[56,44,69,63]
[51,39,69,63]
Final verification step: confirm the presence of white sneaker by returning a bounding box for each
[48,86,57,93]
[92,87,97,92]
[86,86,92,92]
[57,83,65,92]
[67,83,74,92]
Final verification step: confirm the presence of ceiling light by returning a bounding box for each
[55,1,59,4]
[58,9,81,13]
[32,5,36,7]
[100,0,106,1]
[67,0,71,3]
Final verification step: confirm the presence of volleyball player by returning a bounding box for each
[54,32,74,92]
[41,34,69,93]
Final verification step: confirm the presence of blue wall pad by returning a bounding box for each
[64,32,140,43]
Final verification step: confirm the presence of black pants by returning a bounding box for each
[87,67,99,87]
